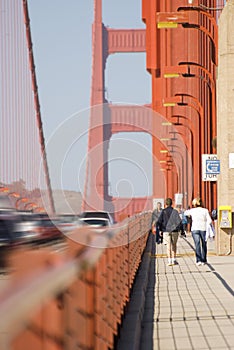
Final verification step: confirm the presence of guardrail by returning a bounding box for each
[0,212,152,350]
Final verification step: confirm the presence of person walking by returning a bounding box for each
[151,202,163,243]
[184,197,212,266]
[176,205,187,237]
[157,198,182,266]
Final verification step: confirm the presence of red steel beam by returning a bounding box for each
[108,29,145,53]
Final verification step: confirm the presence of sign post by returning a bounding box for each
[152,198,164,209]
[202,154,220,181]
[175,193,183,206]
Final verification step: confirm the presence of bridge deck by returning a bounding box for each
[118,234,234,350]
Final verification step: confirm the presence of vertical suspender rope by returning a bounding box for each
[22,0,55,214]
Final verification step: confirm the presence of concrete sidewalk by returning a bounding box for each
[140,233,234,350]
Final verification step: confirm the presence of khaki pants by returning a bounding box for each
[163,231,179,259]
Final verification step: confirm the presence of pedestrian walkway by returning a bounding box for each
[140,234,234,350]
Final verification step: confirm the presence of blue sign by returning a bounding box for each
[206,160,220,174]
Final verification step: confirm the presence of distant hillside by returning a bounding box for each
[0,182,82,214]
[52,190,82,214]
[34,189,83,214]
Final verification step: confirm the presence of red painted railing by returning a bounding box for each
[0,212,151,350]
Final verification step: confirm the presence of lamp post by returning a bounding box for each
[163,94,203,200]
[179,62,216,155]
[159,141,178,198]
[175,92,206,151]
[169,147,184,194]
[167,146,185,208]
[161,115,195,205]
[176,66,217,209]
[171,117,194,203]
[175,93,210,204]
[163,62,216,154]
[177,6,218,65]
[155,4,218,209]
[171,115,194,165]
[159,158,175,198]
[157,4,217,159]
[156,6,218,64]
[162,62,217,209]
[169,131,191,208]
[160,127,189,207]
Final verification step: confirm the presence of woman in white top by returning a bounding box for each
[184,197,212,266]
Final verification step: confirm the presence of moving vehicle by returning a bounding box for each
[57,214,80,233]
[79,211,114,225]
[0,196,21,247]
[16,213,64,243]
[79,217,110,227]
[0,211,64,247]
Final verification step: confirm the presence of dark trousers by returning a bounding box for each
[156,227,162,243]
[192,230,207,263]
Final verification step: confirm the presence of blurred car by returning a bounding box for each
[17,213,64,243]
[0,202,22,267]
[0,200,21,247]
[0,219,13,268]
[79,217,110,228]
[0,208,64,245]
[57,214,80,233]
[79,211,114,225]
[0,218,14,247]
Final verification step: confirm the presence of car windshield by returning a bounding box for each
[82,218,109,227]
[80,211,113,223]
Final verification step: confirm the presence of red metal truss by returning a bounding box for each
[142,0,223,210]
[83,0,224,218]
[83,0,155,220]
[108,29,145,53]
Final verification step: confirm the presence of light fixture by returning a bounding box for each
[156,12,189,29]
[157,22,178,29]
[160,138,170,141]
[162,122,173,126]
[164,73,180,78]
[163,102,176,107]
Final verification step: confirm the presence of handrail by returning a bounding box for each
[0,235,107,349]
[0,212,152,350]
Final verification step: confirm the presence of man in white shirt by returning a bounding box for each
[184,197,212,266]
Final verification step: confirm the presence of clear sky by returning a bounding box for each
[28,0,152,196]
